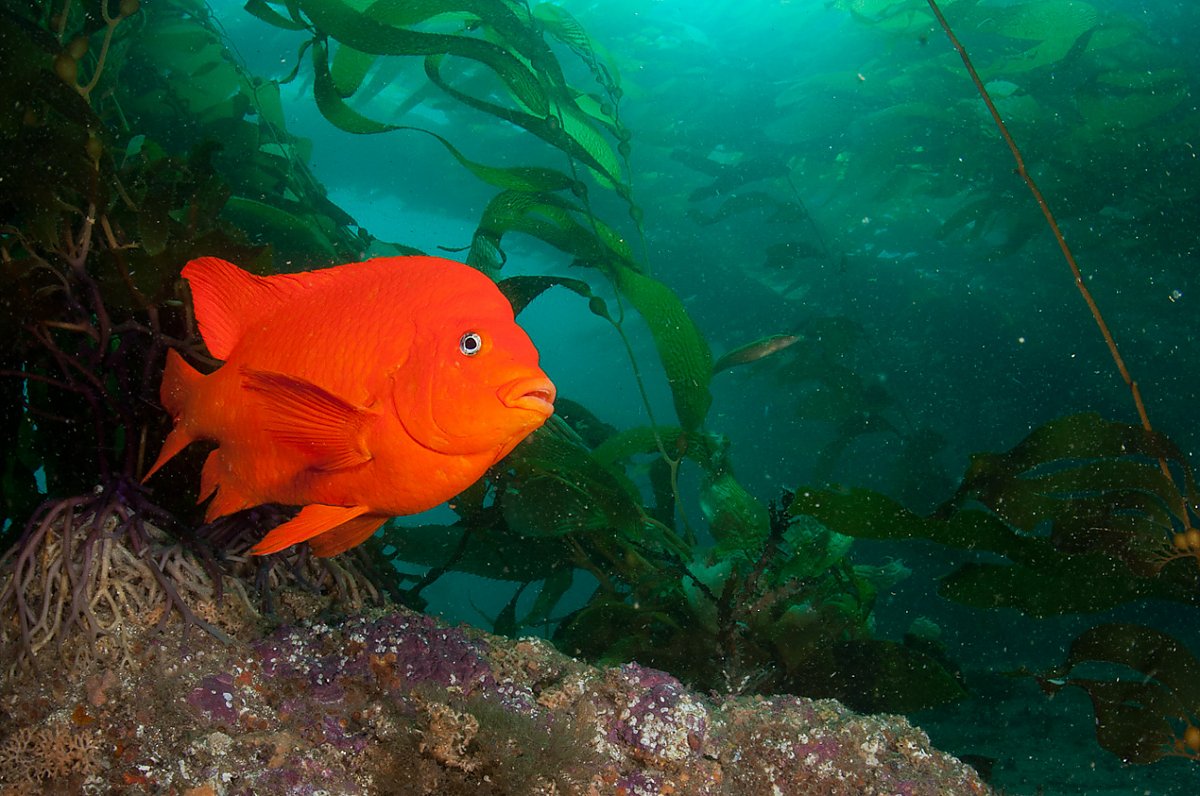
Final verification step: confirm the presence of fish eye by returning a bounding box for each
[459,331,483,356]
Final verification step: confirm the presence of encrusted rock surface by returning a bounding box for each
[0,603,992,795]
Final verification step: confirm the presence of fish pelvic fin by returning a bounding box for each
[142,350,204,482]
[242,368,375,471]
[250,504,372,556]
[308,513,387,557]
[182,257,310,360]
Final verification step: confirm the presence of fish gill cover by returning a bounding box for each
[0,0,1198,793]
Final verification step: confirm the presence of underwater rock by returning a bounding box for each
[0,599,991,795]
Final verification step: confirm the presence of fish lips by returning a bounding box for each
[499,375,557,418]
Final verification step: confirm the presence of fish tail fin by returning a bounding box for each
[160,348,202,418]
[142,350,204,482]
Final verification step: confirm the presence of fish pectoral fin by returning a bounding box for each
[250,504,371,555]
[242,368,375,471]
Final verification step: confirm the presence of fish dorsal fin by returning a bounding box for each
[242,368,375,471]
[251,504,371,555]
[182,257,310,360]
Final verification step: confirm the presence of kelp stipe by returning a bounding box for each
[925,0,1200,570]
[0,0,391,670]
[925,0,1157,456]
[245,0,716,527]
[905,0,1200,766]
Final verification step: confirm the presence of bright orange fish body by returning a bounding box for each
[144,256,555,557]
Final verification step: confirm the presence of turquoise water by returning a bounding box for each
[225,2,1200,792]
[5,0,1200,792]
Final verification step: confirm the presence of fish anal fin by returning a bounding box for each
[242,368,375,472]
[204,478,255,522]
[182,257,309,360]
[199,449,223,504]
[250,504,371,556]
[308,514,387,557]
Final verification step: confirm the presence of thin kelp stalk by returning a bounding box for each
[928,1,1200,573]
[924,0,1157,446]
[603,311,697,545]
[519,3,705,542]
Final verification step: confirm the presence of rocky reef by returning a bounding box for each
[0,589,990,795]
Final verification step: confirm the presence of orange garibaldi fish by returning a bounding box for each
[143,255,556,557]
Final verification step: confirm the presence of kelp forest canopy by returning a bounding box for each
[2,0,1200,786]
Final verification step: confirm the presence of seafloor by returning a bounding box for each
[0,525,990,795]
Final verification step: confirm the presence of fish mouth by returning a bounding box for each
[500,376,557,417]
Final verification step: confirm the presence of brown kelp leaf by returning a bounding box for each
[470,189,634,277]
[1040,623,1200,764]
[534,2,613,83]
[555,598,673,664]
[1061,623,1200,709]
[424,54,625,189]
[699,470,769,549]
[244,0,309,31]
[312,41,400,134]
[220,196,339,265]
[522,567,574,629]
[791,414,1200,618]
[939,555,1189,618]
[789,487,1027,555]
[949,413,1195,568]
[404,127,575,193]
[330,44,376,97]
[557,104,624,188]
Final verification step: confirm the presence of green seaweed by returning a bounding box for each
[0,0,355,499]
[612,265,713,433]
[789,413,1200,617]
[4,1,1199,762]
